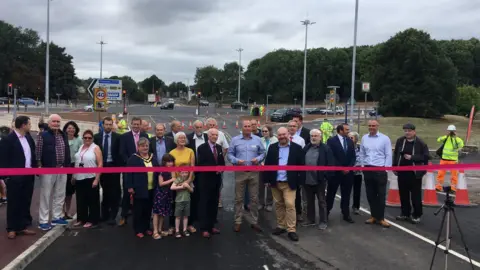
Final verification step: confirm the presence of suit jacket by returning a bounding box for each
[263,142,305,190]
[0,132,37,178]
[299,126,311,145]
[149,136,176,162]
[303,143,335,184]
[186,132,208,163]
[124,154,159,199]
[93,131,120,165]
[119,131,149,165]
[197,142,225,182]
[327,135,356,177]
[165,131,175,139]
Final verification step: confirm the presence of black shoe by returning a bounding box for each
[272,228,287,235]
[287,232,299,242]
[343,216,355,223]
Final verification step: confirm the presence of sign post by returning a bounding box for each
[12,87,18,120]
[94,88,107,111]
[362,82,370,123]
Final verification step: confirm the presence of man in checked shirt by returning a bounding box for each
[228,120,265,233]
[36,114,71,231]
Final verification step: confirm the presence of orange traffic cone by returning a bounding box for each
[235,121,239,129]
[188,121,193,130]
[258,120,261,126]
[222,121,227,129]
[386,176,401,207]
[423,162,440,207]
[454,170,478,207]
[181,121,185,130]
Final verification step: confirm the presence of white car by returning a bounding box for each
[84,105,93,112]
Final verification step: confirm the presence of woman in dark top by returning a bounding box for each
[152,154,176,240]
[124,137,159,238]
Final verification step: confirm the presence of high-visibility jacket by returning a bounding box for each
[147,133,153,138]
[437,135,464,161]
[320,121,333,143]
[260,106,265,116]
[117,119,127,134]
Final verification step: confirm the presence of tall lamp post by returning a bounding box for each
[45,0,52,115]
[97,37,107,79]
[266,94,272,124]
[301,19,315,117]
[349,0,360,126]
[236,48,243,111]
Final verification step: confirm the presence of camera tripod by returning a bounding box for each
[429,187,474,270]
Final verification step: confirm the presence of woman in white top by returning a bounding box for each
[72,130,103,228]
[259,125,278,212]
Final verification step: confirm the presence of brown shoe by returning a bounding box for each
[20,229,36,236]
[118,218,126,227]
[365,217,376,224]
[379,220,391,228]
[250,224,263,233]
[7,231,16,239]
[234,224,241,232]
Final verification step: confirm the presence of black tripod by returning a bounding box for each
[429,187,475,270]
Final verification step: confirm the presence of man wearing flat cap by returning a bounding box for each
[392,123,430,224]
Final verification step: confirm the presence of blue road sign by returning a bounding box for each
[99,79,120,84]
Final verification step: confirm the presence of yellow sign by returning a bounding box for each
[94,88,107,111]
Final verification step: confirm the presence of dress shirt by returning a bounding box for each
[103,131,113,162]
[155,136,167,162]
[277,143,290,181]
[194,133,206,152]
[360,131,392,167]
[227,134,265,165]
[132,131,140,151]
[337,134,345,150]
[14,130,31,168]
[291,134,305,148]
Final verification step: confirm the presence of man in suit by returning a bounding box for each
[197,128,225,238]
[149,123,175,163]
[326,123,356,223]
[264,127,305,242]
[187,120,208,158]
[292,114,311,145]
[94,116,121,225]
[118,116,149,226]
[165,120,182,139]
[0,116,37,239]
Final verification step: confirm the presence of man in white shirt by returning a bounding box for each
[287,120,305,148]
[287,120,306,222]
[187,120,208,157]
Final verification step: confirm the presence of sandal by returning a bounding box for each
[183,230,190,237]
[175,232,182,239]
[136,233,144,238]
[152,233,161,240]
[73,221,84,227]
[146,230,153,236]
[161,231,169,237]
[168,228,174,235]
[187,226,196,233]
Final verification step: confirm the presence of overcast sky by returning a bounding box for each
[1,0,479,84]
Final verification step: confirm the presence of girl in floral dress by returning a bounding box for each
[152,154,176,240]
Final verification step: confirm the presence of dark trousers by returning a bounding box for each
[326,173,353,217]
[295,186,303,216]
[76,177,100,224]
[198,175,222,232]
[100,164,121,221]
[398,172,423,218]
[168,190,176,228]
[188,177,200,226]
[133,189,154,234]
[352,174,363,209]
[6,176,34,232]
[363,171,388,220]
[121,176,131,218]
[304,181,327,223]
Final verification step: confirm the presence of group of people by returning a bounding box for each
[0,111,464,243]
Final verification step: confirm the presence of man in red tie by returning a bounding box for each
[196,128,225,238]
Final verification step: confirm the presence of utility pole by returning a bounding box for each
[349,0,359,126]
[97,37,107,79]
[237,48,243,110]
[45,0,51,115]
[301,19,315,117]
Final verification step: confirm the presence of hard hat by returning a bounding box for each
[447,125,456,131]
[118,113,123,118]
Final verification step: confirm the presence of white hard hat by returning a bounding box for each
[118,113,123,118]
[447,125,456,131]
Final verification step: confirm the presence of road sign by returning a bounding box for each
[87,78,123,101]
[94,88,107,111]
[362,82,370,92]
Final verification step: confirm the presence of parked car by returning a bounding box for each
[231,101,248,109]
[199,100,209,106]
[84,105,93,112]
[18,97,36,105]
[306,108,324,114]
[369,109,377,117]
[270,108,302,122]
[160,102,174,110]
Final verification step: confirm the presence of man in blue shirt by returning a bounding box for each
[360,120,392,228]
[228,120,265,233]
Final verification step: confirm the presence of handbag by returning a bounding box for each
[436,136,448,157]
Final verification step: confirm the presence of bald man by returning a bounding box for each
[141,120,153,138]
[36,114,71,231]
[165,120,181,138]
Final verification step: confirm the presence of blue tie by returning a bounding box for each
[343,137,347,152]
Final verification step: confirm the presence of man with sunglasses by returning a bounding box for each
[392,123,429,224]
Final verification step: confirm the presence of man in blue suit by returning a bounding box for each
[326,123,356,223]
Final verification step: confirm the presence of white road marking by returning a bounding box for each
[263,265,269,270]
[334,194,480,267]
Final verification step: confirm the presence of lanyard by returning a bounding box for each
[79,145,90,163]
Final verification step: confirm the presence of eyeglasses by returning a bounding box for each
[349,137,355,140]
[83,137,93,140]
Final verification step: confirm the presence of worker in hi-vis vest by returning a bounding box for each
[116,113,128,134]
[320,118,333,143]
[436,124,464,192]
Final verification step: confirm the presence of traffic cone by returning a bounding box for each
[423,162,440,207]
[454,170,478,207]
[181,121,185,130]
[188,121,193,130]
[386,177,401,207]
[148,122,152,131]
[235,121,239,129]
[222,121,227,129]
[258,120,261,126]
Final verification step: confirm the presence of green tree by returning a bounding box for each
[456,85,480,115]
[193,65,223,99]
[139,75,166,96]
[371,28,458,118]
[166,81,188,97]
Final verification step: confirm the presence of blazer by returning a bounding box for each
[119,131,149,165]
[124,154,159,199]
[149,136,176,162]
[93,131,120,165]
[303,143,335,184]
[298,126,311,145]
[327,135,356,176]
[186,132,208,162]
[165,131,176,139]
[393,136,430,178]
[0,132,36,178]
[197,142,225,181]
[263,142,305,190]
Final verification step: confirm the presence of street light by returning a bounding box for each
[97,37,107,79]
[301,19,315,117]
[266,94,272,124]
[236,48,243,111]
[349,0,359,126]
[45,0,52,114]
